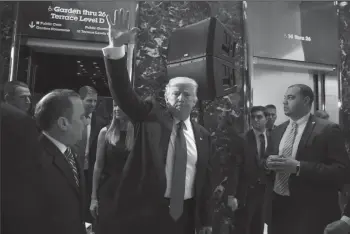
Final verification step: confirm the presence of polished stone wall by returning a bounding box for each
[0,1,15,97]
[339,4,350,134]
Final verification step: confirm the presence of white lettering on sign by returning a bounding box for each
[54,6,81,15]
[48,5,108,25]
[50,13,78,21]
[77,29,107,36]
[284,33,312,42]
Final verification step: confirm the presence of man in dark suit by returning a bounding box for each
[101,9,214,234]
[34,89,87,234]
[264,84,350,234]
[3,81,32,113]
[76,85,107,223]
[0,102,44,234]
[265,104,277,134]
[324,196,350,233]
[234,106,270,234]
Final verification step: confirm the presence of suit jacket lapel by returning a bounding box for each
[40,135,80,195]
[89,113,97,147]
[295,115,316,160]
[271,122,289,155]
[247,130,259,163]
[146,110,172,184]
[191,121,207,194]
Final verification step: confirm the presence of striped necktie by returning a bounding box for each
[64,147,80,187]
[274,122,298,196]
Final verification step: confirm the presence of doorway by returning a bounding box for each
[17,46,113,120]
[251,59,338,124]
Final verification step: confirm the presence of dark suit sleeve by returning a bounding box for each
[234,153,248,207]
[226,136,247,207]
[299,124,350,185]
[104,54,151,122]
[225,135,244,196]
[199,134,215,227]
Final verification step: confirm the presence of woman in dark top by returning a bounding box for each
[90,102,134,233]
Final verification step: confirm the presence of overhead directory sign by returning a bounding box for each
[18,1,137,43]
[247,1,339,65]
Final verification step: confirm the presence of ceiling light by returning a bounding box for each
[339,1,348,7]
[77,61,81,63]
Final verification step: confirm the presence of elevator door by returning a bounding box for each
[252,62,338,124]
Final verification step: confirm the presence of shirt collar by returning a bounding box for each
[290,112,311,126]
[253,128,266,136]
[173,117,191,130]
[42,131,67,154]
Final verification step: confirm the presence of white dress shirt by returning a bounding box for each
[102,45,126,60]
[42,131,67,154]
[273,112,310,194]
[84,113,92,170]
[278,113,310,159]
[164,117,197,200]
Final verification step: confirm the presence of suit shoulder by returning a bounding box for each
[314,117,341,133]
[193,122,210,136]
[275,121,289,129]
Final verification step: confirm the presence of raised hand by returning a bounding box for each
[106,8,140,47]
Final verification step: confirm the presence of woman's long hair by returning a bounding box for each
[104,107,134,151]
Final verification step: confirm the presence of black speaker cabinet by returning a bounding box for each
[167,17,236,65]
[167,56,237,100]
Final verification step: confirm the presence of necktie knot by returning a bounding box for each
[65,147,72,156]
[291,122,298,129]
[259,133,265,140]
[177,121,185,130]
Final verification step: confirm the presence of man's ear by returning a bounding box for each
[4,94,11,102]
[57,116,69,131]
[303,96,311,106]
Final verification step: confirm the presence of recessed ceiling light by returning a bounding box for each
[339,1,348,7]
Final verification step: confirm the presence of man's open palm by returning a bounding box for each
[106,8,140,47]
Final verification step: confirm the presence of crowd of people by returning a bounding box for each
[2,8,350,234]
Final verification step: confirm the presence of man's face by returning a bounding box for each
[283,86,308,117]
[82,93,97,115]
[8,86,31,112]
[266,108,277,128]
[65,97,87,146]
[165,84,197,120]
[251,110,267,131]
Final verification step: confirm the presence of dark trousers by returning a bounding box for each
[235,183,266,234]
[123,198,196,234]
[270,192,298,234]
[84,169,93,224]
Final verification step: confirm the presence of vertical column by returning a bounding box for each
[242,1,253,130]
[8,2,20,82]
